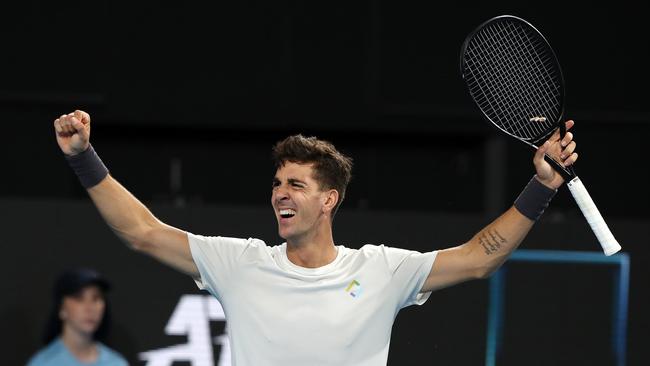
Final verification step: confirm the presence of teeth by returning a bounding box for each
[280,209,296,217]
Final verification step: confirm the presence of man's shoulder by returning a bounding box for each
[188,233,268,246]
[188,233,272,256]
[356,243,382,252]
[346,244,393,260]
[352,244,425,261]
[356,243,397,254]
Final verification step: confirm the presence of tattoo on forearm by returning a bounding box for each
[479,228,508,255]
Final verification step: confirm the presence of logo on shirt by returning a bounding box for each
[345,279,363,298]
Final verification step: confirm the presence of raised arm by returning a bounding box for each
[421,120,578,293]
[54,110,199,277]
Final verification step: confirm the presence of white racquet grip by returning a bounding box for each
[567,177,621,256]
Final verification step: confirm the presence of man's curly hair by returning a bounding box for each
[272,134,353,216]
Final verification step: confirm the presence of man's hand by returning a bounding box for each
[54,110,91,156]
[534,119,579,189]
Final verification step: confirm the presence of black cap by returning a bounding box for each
[53,268,111,298]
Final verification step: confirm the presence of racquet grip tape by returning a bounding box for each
[514,176,557,221]
[65,144,109,189]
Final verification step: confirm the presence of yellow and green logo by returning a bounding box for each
[345,279,362,298]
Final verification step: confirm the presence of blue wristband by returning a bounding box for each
[64,144,109,189]
[514,176,557,221]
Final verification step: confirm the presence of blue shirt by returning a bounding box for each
[27,338,128,366]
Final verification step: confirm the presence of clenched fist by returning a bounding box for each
[533,119,579,190]
[54,110,91,156]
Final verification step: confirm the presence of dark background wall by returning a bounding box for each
[1,1,648,365]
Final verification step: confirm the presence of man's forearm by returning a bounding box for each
[467,206,534,278]
[420,205,538,293]
[87,175,160,250]
[468,176,557,277]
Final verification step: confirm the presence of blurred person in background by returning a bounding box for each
[26,268,128,366]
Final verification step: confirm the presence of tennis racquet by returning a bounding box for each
[459,15,621,256]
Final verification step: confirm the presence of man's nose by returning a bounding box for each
[277,190,289,200]
[274,185,289,200]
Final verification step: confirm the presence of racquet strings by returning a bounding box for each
[463,19,563,142]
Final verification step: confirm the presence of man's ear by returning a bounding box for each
[322,189,339,214]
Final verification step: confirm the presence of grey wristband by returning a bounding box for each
[64,144,109,189]
[514,176,557,221]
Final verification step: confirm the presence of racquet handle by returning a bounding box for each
[567,177,621,256]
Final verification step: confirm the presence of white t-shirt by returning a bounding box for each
[188,233,437,366]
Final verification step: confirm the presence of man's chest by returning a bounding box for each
[224,261,397,347]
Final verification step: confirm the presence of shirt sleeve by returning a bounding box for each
[187,232,258,300]
[381,245,438,309]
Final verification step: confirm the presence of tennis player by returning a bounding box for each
[54,110,577,365]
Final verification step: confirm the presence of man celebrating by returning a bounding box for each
[54,110,577,365]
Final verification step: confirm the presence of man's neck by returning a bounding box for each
[285,225,337,268]
[286,241,338,268]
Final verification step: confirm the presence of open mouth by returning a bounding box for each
[279,209,296,219]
